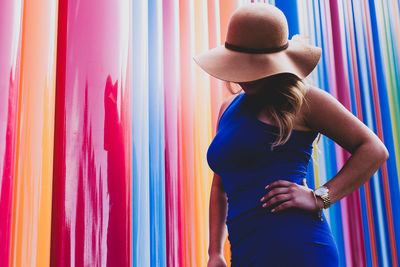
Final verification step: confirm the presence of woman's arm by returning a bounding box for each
[303,86,389,205]
[207,94,237,263]
[208,173,228,257]
[259,85,389,214]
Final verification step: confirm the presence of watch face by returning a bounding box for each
[315,186,329,196]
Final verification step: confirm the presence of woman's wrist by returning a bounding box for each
[316,196,324,210]
[311,190,324,211]
[310,189,324,222]
[208,249,224,257]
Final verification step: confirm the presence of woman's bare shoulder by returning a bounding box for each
[302,84,381,153]
[217,93,240,123]
[303,84,332,101]
[301,84,345,129]
[302,84,345,123]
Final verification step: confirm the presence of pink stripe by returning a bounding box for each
[0,1,22,265]
[320,1,354,265]
[50,0,132,265]
[329,1,367,266]
[163,0,182,266]
[179,0,196,265]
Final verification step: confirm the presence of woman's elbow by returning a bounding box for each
[364,135,389,166]
[381,144,389,161]
[375,140,389,164]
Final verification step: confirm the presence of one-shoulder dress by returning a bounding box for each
[207,92,339,266]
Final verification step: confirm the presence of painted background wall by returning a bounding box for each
[0,0,399,266]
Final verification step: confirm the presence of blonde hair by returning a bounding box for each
[225,73,320,149]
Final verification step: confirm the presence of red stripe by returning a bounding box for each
[362,0,398,265]
[344,2,374,266]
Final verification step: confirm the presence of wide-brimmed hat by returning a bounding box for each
[193,3,322,83]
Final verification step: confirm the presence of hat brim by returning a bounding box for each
[193,39,322,83]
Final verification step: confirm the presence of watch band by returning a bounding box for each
[320,194,331,209]
[315,185,331,209]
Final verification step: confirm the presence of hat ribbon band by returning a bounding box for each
[224,41,289,54]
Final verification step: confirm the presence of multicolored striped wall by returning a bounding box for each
[0,0,399,266]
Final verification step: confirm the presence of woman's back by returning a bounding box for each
[207,92,339,266]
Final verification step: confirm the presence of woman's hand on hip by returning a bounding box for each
[260,179,322,213]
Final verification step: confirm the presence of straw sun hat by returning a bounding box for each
[193,3,322,83]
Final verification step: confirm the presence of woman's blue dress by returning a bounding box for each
[207,92,340,266]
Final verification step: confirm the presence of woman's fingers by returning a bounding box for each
[270,200,295,213]
[261,192,292,209]
[261,179,319,213]
[265,179,293,190]
[260,187,290,203]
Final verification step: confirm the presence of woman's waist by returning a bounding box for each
[222,172,306,201]
[225,175,305,221]
[226,206,331,248]
[226,204,321,227]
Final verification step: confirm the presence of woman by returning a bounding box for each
[193,3,389,267]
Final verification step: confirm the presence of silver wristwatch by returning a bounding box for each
[314,185,331,209]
